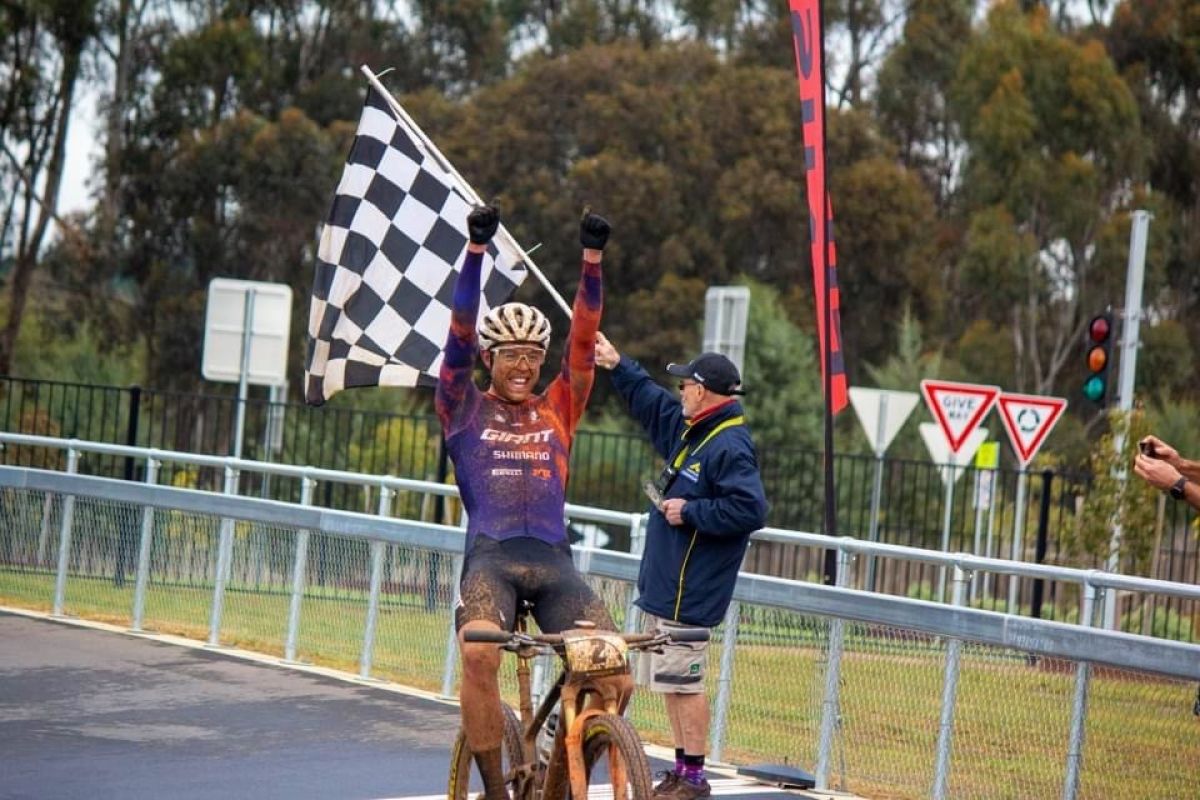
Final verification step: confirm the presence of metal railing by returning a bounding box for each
[3,375,1196,641]
[1,434,1199,799]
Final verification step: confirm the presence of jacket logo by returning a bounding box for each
[680,462,701,482]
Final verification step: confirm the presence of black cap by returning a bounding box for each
[666,352,745,396]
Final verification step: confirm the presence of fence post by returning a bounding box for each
[359,485,393,680]
[207,464,240,646]
[815,543,851,789]
[130,457,161,631]
[1062,581,1099,800]
[51,447,81,616]
[709,599,740,763]
[623,514,647,635]
[932,563,971,800]
[440,551,465,699]
[440,504,469,698]
[283,477,316,663]
[1031,469,1054,619]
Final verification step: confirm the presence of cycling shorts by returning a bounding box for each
[455,535,616,634]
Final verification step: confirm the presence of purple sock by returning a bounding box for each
[675,747,685,775]
[683,754,705,785]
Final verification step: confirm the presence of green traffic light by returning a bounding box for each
[1083,375,1105,402]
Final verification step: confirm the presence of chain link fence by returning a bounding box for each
[2,476,1197,800]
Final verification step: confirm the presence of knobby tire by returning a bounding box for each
[580,713,653,800]
[447,703,524,800]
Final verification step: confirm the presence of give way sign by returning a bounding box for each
[920,379,1001,454]
[996,392,1068,468]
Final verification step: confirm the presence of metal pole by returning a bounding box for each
[359,485,393,680]
[1031,470,1054,619]
[970,470,985,603]
[440,552,465,699]
[982,467,999,601]
[1008,470,1029,613]
[233,288,257,460]
[51,448,80,616]
[936,466,956,603]
[1104,210,1151,629]
[130,457,161,632]
[1062,583,1098,800]
[283,477,315,663]
[623,514,645,634]
[440,506,469,698]
[207,465,240,646]
[864,396,888,590]
[815,546,851,789]
[932,564,970,800]
[709,599,740,762]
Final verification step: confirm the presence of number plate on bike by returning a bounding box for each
[562,632,629,676]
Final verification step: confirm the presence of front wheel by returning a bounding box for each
[448,703,525,799]
[580,713,654,800]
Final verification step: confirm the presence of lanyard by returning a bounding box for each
[654,416,744,494]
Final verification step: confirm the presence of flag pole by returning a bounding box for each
[359,66,573,319]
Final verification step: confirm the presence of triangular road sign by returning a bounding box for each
[919,423,988,487]
[996,392,1068,468]
[920,380,1001,454]
[849,387,920,456]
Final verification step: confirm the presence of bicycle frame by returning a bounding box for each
[510,613,632,800]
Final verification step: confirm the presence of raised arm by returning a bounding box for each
[596,335,683,460]
[435,206,498,436]
[547,212,609,432]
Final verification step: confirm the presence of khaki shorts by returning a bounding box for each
[634,612,709,694]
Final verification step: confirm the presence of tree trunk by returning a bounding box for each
[0,39,83,374]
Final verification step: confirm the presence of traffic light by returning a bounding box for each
[1083,311,1113,405]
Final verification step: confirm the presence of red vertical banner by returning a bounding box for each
[789,0,848,414]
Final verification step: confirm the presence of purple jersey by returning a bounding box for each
[435,250,602,547]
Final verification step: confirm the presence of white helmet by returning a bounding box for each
[477,302,551,351]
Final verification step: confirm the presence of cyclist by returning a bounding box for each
[437,204,630,800]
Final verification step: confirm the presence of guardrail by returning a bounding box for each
[2,435,1200,798]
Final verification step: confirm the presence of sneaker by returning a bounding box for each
[656,776,711,800]
[653,770,681,796]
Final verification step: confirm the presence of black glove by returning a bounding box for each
[467,204,500,245]
[580,211,610,251]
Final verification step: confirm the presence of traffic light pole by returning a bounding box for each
[1103,209,1150,629]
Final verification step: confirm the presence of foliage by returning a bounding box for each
[1068,406,1158,569]
[6,0,1200,469]
[738,277,823,450]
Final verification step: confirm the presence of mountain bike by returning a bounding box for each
[448,604,709,800]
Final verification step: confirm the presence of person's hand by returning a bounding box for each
[1139,435,1179,465]
[580,210,610,251]
[1133,453,1182,492]
[467,203,500,245]
[661,498,687,526]
[594,331,620,370]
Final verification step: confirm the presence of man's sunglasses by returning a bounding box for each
[493,347,546,367]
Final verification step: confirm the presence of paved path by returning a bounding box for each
[0,611,829,800]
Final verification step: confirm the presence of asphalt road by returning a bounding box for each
[0,612,460,800]
[0,611,813,800]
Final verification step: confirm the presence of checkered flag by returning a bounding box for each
[304,86,527,405]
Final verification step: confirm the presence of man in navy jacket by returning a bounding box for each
[595,334,768,800]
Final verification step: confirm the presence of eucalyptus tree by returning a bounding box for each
[948,1,1143,396]
[0,0,98,375]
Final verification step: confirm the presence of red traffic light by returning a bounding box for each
[1088,315,1111,343]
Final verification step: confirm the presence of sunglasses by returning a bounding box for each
[493,347,546,367]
